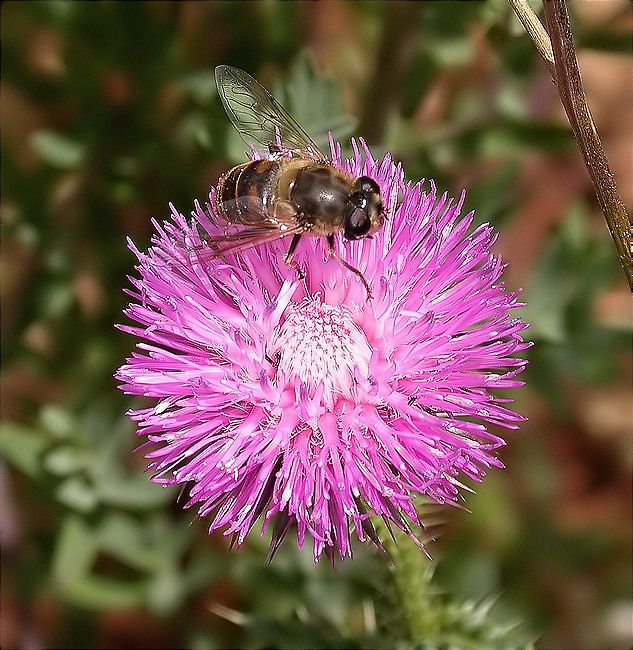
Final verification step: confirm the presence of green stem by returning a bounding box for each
[378,524,436,642]
[508,0,632,289]
[375,518,533,648]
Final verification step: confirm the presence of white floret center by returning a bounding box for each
[269,298,371,403]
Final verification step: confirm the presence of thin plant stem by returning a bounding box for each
[508,0,632,289]
[507,0,554,71]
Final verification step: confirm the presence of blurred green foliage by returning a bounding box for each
[2,1,630,648]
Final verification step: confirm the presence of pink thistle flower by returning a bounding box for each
[116,138,529,563]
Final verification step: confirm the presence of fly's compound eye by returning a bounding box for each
[349,191,368,210]
[344,206,371,240]
[354,176,380,194]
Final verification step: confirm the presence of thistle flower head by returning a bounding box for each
[117,138,529,562]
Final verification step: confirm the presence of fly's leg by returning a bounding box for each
[284,233,305,279]
[327,234,373,300]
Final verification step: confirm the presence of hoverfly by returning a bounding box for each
[205,65,385,298]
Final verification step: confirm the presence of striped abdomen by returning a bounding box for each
[217,159,284,224]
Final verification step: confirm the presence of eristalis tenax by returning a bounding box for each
[204,65,385,298]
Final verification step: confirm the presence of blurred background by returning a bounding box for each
[1,1,631,648]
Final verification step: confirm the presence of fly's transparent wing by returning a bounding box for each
[198,224,303,259]
[216,195,299,228]
[215,65,327,161]
[190,194,302,261]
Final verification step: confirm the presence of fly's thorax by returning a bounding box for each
[290,164,353,233]
[276,158,313,200]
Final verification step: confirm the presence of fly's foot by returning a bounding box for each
[327,235,373,301]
